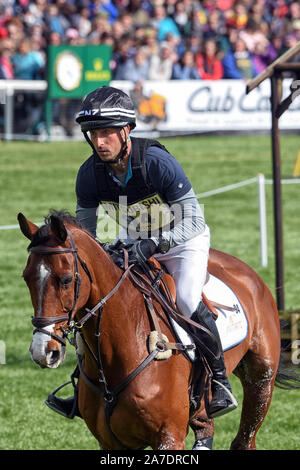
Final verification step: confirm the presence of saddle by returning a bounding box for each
[146,258,220,320]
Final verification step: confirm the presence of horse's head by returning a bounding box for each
[18,211,92,369]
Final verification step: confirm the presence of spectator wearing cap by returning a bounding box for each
[172,50,200,79]
[196,38,224,80]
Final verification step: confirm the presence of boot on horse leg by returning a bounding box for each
[190,301,237,419]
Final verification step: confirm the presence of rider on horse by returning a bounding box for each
[47,86,236,423]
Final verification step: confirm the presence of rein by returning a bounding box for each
[29,229,212,449]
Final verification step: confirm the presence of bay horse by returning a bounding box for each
[18,210,297,450]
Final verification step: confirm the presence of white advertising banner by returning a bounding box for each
[112,79,300,134]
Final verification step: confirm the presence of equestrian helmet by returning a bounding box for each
[76,86,136,131]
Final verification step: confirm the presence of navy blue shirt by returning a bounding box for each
[76,144,192,208]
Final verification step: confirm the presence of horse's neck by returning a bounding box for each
[75,229,148,378]
[76,229,122,300]
[74,228,138,316]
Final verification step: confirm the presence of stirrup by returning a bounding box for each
[208,379,238,419]
[45,381,79,419]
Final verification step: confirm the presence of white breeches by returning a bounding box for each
[154,225,210,318]
[118,225,210,319]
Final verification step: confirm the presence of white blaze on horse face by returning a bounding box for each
[37,262,51,316]
[30,262,58,367]
[30,324,55,365]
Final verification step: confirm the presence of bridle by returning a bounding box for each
[29,229,135,350]
[28,227,151,449]
[29,229,94,346]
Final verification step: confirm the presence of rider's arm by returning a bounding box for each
[146,147,206,249]
[76,204,98,237]
[75,155,99,237]
[151,188,205,248]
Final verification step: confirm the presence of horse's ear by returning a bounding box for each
[17,213,39,240]
[50,215,67,243]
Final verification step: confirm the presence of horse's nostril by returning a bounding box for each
[47,349,60,365]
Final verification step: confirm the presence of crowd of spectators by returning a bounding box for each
[0,0,299,135]
[1,0,300,83]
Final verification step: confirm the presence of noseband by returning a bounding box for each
[29,229,92,346]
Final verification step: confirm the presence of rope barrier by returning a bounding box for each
[1,175,300,269]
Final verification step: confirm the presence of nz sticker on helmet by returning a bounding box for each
[77,109,99,118]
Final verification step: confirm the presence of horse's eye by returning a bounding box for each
[61,275,73,287]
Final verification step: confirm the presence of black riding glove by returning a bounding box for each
[127,239,158,265]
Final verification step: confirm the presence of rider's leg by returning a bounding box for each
[190,301,237,418]
[155,227,236,419]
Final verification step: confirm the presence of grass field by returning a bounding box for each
[0,135,299,450]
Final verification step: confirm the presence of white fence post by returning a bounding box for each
[258,173,268,267]
[0,340,6,365]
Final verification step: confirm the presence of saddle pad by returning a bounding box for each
[169,274,248,362]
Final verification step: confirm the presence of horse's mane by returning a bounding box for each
[28,209,83,250]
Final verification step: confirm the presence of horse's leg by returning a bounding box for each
[230,351,278,450]
[189,409,215,450]
[152,427,187,450]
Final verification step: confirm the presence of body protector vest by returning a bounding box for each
[94,137,176,239]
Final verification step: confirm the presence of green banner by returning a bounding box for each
[48,45,111,99]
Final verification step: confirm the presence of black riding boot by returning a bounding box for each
[190,301,237,419]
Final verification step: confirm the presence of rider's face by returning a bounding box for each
[90,127,128,162]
